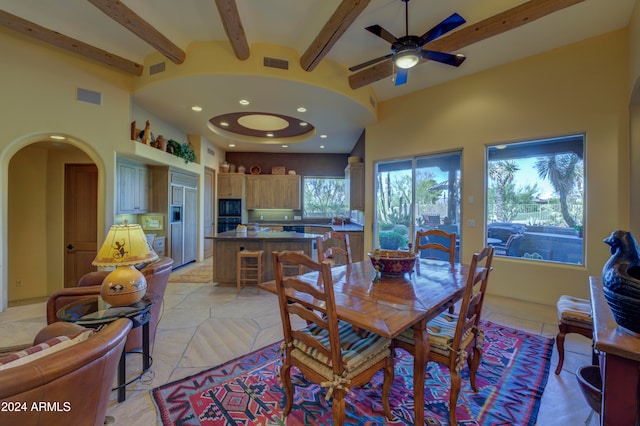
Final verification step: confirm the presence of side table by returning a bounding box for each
[56,294,157,402]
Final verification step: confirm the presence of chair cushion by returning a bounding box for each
[292,320,391,374]
[557,295,592,327]
[396,312,475,357]
[0,329,93,371]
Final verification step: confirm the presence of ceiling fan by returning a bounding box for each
[349,0,466,86]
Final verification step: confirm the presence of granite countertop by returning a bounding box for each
[211,230,321,239]
[257,222,364,232]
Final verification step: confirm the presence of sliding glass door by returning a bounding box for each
[374,152,461,261]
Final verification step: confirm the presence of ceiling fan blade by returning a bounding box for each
[349,53,393,72]
[421,50,466,67]
[365,24,398,44]
[420,13,466,45]
[395,68,409,86]
[349,0,585,90]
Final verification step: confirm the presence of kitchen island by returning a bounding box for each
[206,230,321,285]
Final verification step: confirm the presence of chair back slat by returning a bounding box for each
[414,229,456,265]
[273,250,343,375]
[316,232,352,265]
[450,246,494,350]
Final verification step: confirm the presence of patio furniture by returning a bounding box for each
[494,233,523,256]
[555,295,594,375]
[272,251,394,425]
[316,231,352,265]
[393,246,495,425]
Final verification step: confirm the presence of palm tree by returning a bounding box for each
[488,161,520,221]
[535,153,582,228]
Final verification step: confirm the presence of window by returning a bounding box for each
[303,177,348,218]
[374,152,461,261]
[486,135,584,264]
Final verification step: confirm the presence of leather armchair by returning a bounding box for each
[46,256,174,352]
[0,318,132,426]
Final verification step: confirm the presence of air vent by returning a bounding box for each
[207,148,216,156]
[77,88,101,105]
[149,62,166,75]
[264,57,288,70]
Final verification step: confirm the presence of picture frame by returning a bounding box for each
[141,214,164,231]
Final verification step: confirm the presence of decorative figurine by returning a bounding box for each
[602,230,640,333]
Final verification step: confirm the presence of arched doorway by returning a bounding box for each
[7,141,98,305]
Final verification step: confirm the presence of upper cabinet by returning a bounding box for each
[246,175,301,209]
[218,173,245,198]
[345,162,364,211]
[117,159,150,214]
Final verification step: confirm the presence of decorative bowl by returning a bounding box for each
[368,250,418,276]
[575,365,602,414]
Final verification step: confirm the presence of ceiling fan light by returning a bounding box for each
[394,50,420,69]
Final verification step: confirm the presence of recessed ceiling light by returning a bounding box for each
[297,107,306,112]
[191,106,202,112]
[220,121,229,127]
[266,133,274,137]
[50,135,66,140]
[320,145,325,149]
[239,99,250,106]
[282,145,288,148]
[229,143,236,147]
[320,134,327,138]
[299,122,308,126]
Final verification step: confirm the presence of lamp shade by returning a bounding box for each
[92,223,158,307]
[93,223,158,267]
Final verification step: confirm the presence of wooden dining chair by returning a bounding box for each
[414,229,456,265]
[272,250,394,425]
[316,231,352,265]
[393,246,494,426]
[415,229,457,312]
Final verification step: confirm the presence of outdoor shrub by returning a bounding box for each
[379,232,407,250]
[392,224,408,235]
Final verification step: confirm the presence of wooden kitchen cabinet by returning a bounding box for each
[246,175,300,209]
[345,162,364,211]
[117,159,150,214]
[218,173,245,198]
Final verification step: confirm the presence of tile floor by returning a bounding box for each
[0,259,596,425]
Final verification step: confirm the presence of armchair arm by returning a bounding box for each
[46,285,102,324]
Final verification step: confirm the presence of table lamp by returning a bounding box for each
[92,223,159,307]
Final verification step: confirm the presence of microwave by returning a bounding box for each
[219,199,242,217]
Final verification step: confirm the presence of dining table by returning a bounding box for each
[259,257,471,425]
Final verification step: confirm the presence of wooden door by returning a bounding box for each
[64,164,98,288]
[204,168,215,257]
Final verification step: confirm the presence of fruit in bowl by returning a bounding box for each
[368,250,418,276]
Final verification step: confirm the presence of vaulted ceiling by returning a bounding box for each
[1,0,635,153]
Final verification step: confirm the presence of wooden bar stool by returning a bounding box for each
[555,295,595,374]
[236,250,264,294]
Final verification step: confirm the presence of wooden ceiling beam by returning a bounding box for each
[0,9,143,75]
[301,0,371,72]
[215,0,249,60]
[349,0,585,90]
[88,0,185,64]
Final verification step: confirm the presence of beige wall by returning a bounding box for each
[365,29,631,305]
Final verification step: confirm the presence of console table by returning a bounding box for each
[590,276,640,425]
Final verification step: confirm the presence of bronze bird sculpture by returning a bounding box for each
[602,230,640,333]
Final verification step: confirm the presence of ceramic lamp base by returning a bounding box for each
[100,266,147,307]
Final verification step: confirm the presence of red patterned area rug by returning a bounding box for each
[152,321,553,425]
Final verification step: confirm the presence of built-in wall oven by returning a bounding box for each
[217,199,242,233]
